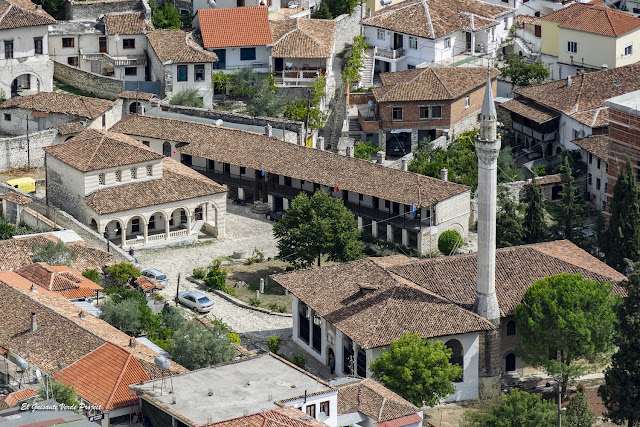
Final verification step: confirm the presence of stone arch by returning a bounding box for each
[129,101,142,114]
[194,203,206,221]
[11,72,43,97]
[146,211,167,238]
[168,207,190,230]
[505,352,517,372]
[89,218,98,232]
[555,146,562,155]
[163,141,172,157]
[125,214,146,242]
[445,339,464,382]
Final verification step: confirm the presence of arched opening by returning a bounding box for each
[11,73,41,97]
[343,336,354,375]
[445,339,464,382]
[195,205,204,221]
[125,215,146,245]
[555,146,562,155]
[168,208,189,236]
[163,141,172,157]
[89,218,98,232]
[507,320,516,336]
[505,353,516,372]
[545,143,553,158]
[147,212,167,241]
[129,101,142,114]
[104,219,124,246]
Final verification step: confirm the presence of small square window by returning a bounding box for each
[567,41,578,53]
[444,37,451,48]
[99,173,105,185]
[194,64,205,81]
[625,43,633,57]
[392,106,403,121]
[125,67,137,76]
[465,96,470,108]
[115,170,122,182]
[377,29,385,40]
[123,38,135,49]
[67,56,78,66]
[146,165,153,176]
[409,36,417,49]
[431,105,442,118]
[3,113,10,121]
[240,167,246,174]
[407,64,415,69]
[240,47,256,61]
[143,141,150,146]
[177,65,188,82]
[319,401,330,417]
[420,106,429,119]
[62,37,74,48]
[131,168,137,179]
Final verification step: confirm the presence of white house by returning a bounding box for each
[147,29,219,108]
[572,134,609,211]
[362,0,514,72]
[43,129,227,249]
[0,0,56,99]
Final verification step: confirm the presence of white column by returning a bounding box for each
[335,330,344,375]
[402,229,409,247]
[187,212,192,234]
[371,220,378,237]
[357,216,363,231]
[268,194,274,210]
[120,223,126,247]
[143,221,148,244]
[165,216,170,239]
[386,224,393,242]
[471,32,476,55]
[237,187,244,200]
[283,198,290,210]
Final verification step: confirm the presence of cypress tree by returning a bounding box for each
[496,187,524,248]
[552,157,585,242]
[605,158,640,272]
[522,178,547,244]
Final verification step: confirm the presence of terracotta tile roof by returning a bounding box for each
[376,413,423,427]
[363,0,513,40]
[14,263,87,292]
[54,121,86,136]
[134,276,164,292]
[530,173,565,185]
[270,18,336,58]
[0,0,55,30]
[85,156,227,215]
[543,3,640,36]
[1,263,100,299]
[205,406,330,427]
[54,342,150,410]
[0,388,38,410]
[336,378,419,422]
[390,240,626,316]
[67,240,118,271]
[147,29,219,64]
[272,256,495,349]
[571,134,609,159]
[514,63,640,124]
[373,67,499,102]
[44,129,164,172]
[515,15,541,25]
[0,92,114,120]
[104,12,152,35]
[0,191,31,205]
[571,107,609,127]
[198,6,273,48]
[499,98,559,124]
[118,91,158,101]
[111,114,469,207]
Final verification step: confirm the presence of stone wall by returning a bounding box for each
[0,129,58,171]
[334,5,363,53]
[53,62,124,100]
[65,0,142,20]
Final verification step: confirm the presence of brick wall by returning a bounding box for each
[0,129,58,171]
[606,107,640,208]
[53,62,124,100]
[348,92,374,105]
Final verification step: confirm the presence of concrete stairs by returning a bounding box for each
[348,117,362,139]
[359,52,374,88]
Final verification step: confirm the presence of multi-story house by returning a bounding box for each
[572,134,609,211]
[0,0,56,99]
[362,0,514,72]
[540,3,640,78]
[483,0,567,17]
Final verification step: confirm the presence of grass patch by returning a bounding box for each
[225,260,291,312]
[53,81,100,99]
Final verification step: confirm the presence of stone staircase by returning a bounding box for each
[359,52,374,88]
[348,117,362,139]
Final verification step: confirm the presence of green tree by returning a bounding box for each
[31,240,77,266]
[151,1,181,29]
[605,158,640,272]
[438,229,462,255]
[522,179,548,244]
[203,260,228,291]
[230,67,260,97]
[551,157,586,243]
[463,389,557,427]
[169,88,204,108]
[499,53,550,87]
[599,263,640,427]
[247,75,282,117]
[354,140,382,160]
[342,35,368,87]
[283,75,327,129]
[38,380,80,408]
[32,0,65,18]
[82,268,102,285]
[565,390,595,427]
[104,262,140,286]
[100,298,142,335]
[0,215,15,240]
[168,322,236,370]
[212,71,232,94]
[515,273,620,394]
[369,333,461,407]
[273,190,363,268]
[496,187,523,248]
[312,0,357,18]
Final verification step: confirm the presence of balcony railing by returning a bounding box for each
[374,46,405,60]
[80,49,147,67]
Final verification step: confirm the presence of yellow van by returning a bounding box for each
[6,177,36,194]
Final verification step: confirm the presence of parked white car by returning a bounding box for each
[177,291,214,313]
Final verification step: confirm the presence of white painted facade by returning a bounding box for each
[205,45,271,73]
[483,0,565,16]
[285,391,339,427]
[193,0,279,12]
[581,147,608,211]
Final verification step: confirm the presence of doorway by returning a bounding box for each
[99,37,107,53]
[393,33,403,50]
[466,32,472,51]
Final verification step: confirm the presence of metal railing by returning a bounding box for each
[374,46,405,60]
[80,49,147,67]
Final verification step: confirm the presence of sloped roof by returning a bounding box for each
[54,342,150,410]
[0,388,38,410]
[44,129,163,172]
[104,12,152,35]
[54,121,87,136]
[0,191,31,205]
[110,114,469,208]
[515,15,541,25]
[204,407,329,427]
[118,91,158,101]
[542,3,640,36]
[499,98,559,124]
[363,0,513,40]
[198,6,273,48]
[373,67,499,102]
[147,29,219,64]
[0,0,55,30]
[270,18,336,58]
[0,92,114,119]
[571,134,609,159]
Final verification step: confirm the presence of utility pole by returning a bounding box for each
[26,117,30,170]
[304,88,312,146]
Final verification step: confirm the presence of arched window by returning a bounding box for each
[163,141,171,157]
[445,339,464,382]
[507,320,516,336]
[506,353,516,372]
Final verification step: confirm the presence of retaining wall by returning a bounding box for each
[0,129,57,171]
[334,5,363,53]
[54,62,124,100]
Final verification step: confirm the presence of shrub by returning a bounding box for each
[361,232,376,243]
[169,88,204,108]
[354,141,382,160]
[268,303,286,313]
[291,353,306,369]
[192,267,207,280]
[438,230,462,256]
[229,332,241,344]
[267,335,281,354]
[105,262,140,286]
[249,298,262,307]
[82,268,102,285]
[152,293,164,302]
[32,240,77,266]
[203,261,228,291]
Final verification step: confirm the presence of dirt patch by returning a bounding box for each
[225,260,291,312]
[0,167,44,183]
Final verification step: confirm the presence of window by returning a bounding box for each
[240,47,256,61]
[131,168,137,179]
[409,36,417,49]
[143,141,150,146]
[407,64,415,69]
[146,165,153,176]
[602,199,607,210]
[605,181,608,192]
[123,38,135,49]
[62,37,74,48]
[102,115,106,127]
[596,177,601,190]
[240,167,246,174]
[319,401,330,417]
[634,7,640,13]
[507,320,516,336]
[115,170,122,182]
[589,153,593,164]
[34,37,43,55]
[588,173,592,186]
[392,106,403,121]
[67,56,78,66]
[465,96,470,108]
[194,64,205,81]
[177,65,188,82]
[567,41,578,53]
[377,29,385,40]
[132,218,140,233]
[3,113,10,121]
[444,37,451,48]
[420,106,429,119]
[597,158,601,169]
[149,215,155,229]
[4,41,13,59]
[431,105,442,118]
[98,173,105,185]
[606,163,609,173]
[305,405,316,418]
[125,67,137,76]
[573,129,580,139]
[625,43,633,57]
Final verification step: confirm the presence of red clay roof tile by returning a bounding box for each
[198,6,272,48]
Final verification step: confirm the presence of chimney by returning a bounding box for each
[566,76,572,87]
[36,4,42,10]
[265,124,272,137]
[129,337,137,348]
[441,168,448,181]
[79,310,85,319]
[30,312,37,332]
[401,159,408,171]
[31,284,38,293]
[346,146,354,157]
[376,151,385,164]
[317,136,325,151]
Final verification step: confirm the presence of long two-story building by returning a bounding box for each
[110,114,471,255]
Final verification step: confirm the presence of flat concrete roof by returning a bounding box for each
[131,354,333,426]
[605,89,640,117]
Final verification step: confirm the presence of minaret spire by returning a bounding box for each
[473,68,501,325]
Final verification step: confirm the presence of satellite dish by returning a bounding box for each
[214,119,223,126]
[15,356,28,371]
[368,100,375,111]
[318,412,327,422]
[154,355,171,371]
[35,369,42,381]
[208,0,216,7]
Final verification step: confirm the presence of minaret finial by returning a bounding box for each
[481,67,496,118]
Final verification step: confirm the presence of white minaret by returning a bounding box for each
[473,70,501,325]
